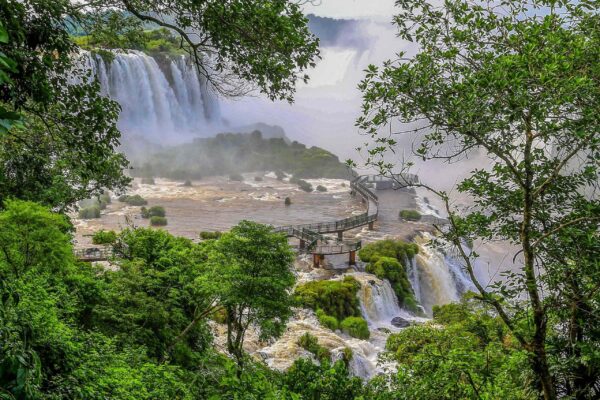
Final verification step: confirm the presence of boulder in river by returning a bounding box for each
[391,316,411,328]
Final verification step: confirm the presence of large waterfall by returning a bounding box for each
[81,51,222,141]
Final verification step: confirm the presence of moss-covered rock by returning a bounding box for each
[399,209,421,221]
[294,276,361,322]
[150,216,168,226]
[359,240,420,313]
[340,317,370,340]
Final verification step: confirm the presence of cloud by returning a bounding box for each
[302,0,397,20]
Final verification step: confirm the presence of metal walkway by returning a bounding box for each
[273,175,380,266]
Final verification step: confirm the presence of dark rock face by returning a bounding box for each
[391,316,411,328]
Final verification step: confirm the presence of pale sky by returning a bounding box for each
[302,0,397,19]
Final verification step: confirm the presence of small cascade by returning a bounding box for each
[414,233,474,315]
[350,272,420,330]
[406,256,422,305]
[249,309,379,380]
[79,50,222,141]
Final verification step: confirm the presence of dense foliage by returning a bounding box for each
[359,240,420,311]
[0,1,130,211]
[92,229,118,244]
[2,201,345,398]
[133,131,351,180]
[356,0,600,398]
[364,298,533,400]
[294,276,362,322]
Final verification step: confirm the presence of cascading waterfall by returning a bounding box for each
[352,272,404,328]
[406,256,422,305]
[80,50,222,141]
[413,233,474,315]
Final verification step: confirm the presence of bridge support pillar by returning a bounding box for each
[349,251,356,265]
[299,239,306,250]
[368,221,374,230]
[313,253,320,268]
[337,231,343,241]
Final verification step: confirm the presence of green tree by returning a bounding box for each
[283,358,365,400]
[95,228,219,365]
[356,1,600,398]
[365,299,532,400]
[208,221,295,371]
[0,1,131,210]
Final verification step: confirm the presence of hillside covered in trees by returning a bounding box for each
[132,131,352,180]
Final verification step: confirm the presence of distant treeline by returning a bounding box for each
[131,131,352,180]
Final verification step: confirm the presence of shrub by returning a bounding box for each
[399,209,422,221]
[229,173,244,181]
[148,206,166,217]
[78,206,100,219]
[295,276,361,321]
[92,230,117,245]
[298,332,331,361]
[340,317,370,340]
[359,240,420,312]
[118,194,148,206]
[141,177,155,185]
[210,308,228,324]
[316,185,327,192]
[99,192,111,206]
[199,231,222,240]
[285,197,292,206]
[254,176,263,182]
[316,309,339,331]
[150,216,168,226]
[275,170,286,180]
[358,239,419,263]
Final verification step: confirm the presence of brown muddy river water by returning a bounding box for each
[72,173,427,250]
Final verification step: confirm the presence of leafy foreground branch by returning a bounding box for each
[356,0,600,399]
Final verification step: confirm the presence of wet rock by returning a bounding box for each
[377,327,391,334]
[391,316,411,328]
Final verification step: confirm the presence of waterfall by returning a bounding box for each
[414,233,474,315]
[81,50,222,141]
[406,256,421,305]
[350,272,416,329]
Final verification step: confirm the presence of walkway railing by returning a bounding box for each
[74,247,113,262]
[275,175,378,255]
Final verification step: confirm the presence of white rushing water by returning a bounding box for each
[80,51,222,141]
[413,233,475,315]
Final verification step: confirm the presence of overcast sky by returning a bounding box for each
[302,0,397,19]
